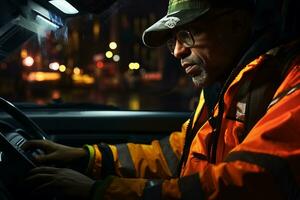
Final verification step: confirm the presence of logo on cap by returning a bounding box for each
[163,17,180,29]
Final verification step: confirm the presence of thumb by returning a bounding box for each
[33,152,60,165]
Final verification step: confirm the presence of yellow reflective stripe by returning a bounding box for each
[193,90,205,127]
[159,136,179,176]
[116,144,136,177]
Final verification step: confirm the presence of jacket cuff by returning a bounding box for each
[90,176,114,200]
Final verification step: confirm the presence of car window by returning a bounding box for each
[0,0,198,111]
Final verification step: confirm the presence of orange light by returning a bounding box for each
[72,74,95,85]
[93,22,101,37]
[27,72,61,82]
[73,67,81,75]
[21,49,28,58]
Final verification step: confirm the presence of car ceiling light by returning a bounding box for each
[49,0,79,14]
[36,15,59,29]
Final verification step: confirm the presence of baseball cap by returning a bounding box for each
[142,0,254,47]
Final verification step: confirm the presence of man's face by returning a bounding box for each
[170,10,251,88]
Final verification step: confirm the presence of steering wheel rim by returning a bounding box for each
[0,97,47,140]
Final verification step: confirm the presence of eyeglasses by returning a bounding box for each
[167,30,195,54]
[166,9,236,54]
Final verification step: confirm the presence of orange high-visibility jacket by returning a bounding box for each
[84,46,300,200]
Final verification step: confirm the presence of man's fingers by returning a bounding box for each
[29,181,57,198]
[25,173,54,188]
[22,140,52,151]
[29,166,59,175]
[33,153,59,164]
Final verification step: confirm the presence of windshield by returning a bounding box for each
[0,0,198,111]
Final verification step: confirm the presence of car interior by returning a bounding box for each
[0,0,191,199]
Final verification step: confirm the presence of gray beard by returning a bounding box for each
[192,69,208,88]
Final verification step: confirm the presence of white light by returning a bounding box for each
[49,62,60,71]
[113,55,120,62]
[22,56,34,67]
[49,0,79,14]
[109,42,117,50]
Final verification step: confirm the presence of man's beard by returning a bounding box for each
[191,66,208,88]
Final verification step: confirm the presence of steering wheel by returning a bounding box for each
[0,97,47,140]
[0,97,48,200]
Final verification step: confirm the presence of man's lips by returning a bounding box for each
[185,64,202,76]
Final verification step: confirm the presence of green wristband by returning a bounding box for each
[83,144,95,175]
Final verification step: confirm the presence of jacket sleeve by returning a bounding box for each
[89,66,300,200]
[84,120,188,179]
[84,91,206,180]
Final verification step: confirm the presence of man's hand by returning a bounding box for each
[22,140,87,167]
[25,167,95,200]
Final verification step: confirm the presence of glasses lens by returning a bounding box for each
[166,37,176,53]
[177,30,194,47]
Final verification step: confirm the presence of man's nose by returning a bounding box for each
[173,40,190,59]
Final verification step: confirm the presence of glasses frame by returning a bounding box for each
[166,9,237,54]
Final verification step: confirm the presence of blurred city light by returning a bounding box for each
[22,56,34,67]
[105,51,113,58]
[129,62,140,70]
[93,53,104,62]
[93,22,101,38]
[59,65,67,72]
[96,61,105,69]
[27,72,61,82]
[51,90,61,100]
[73,67,81,75]
[20,49,28,58]
[109,42,117,50]
[113,55,120,62]
[49,62,60,71]
[72,74,95,85]
[142,72,162,81]
[129,94,140,110]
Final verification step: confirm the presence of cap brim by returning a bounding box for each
[142,8,210,47]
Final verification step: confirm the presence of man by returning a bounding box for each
[24,0,300,199]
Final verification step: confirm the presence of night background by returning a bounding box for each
[0,0,198,111]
